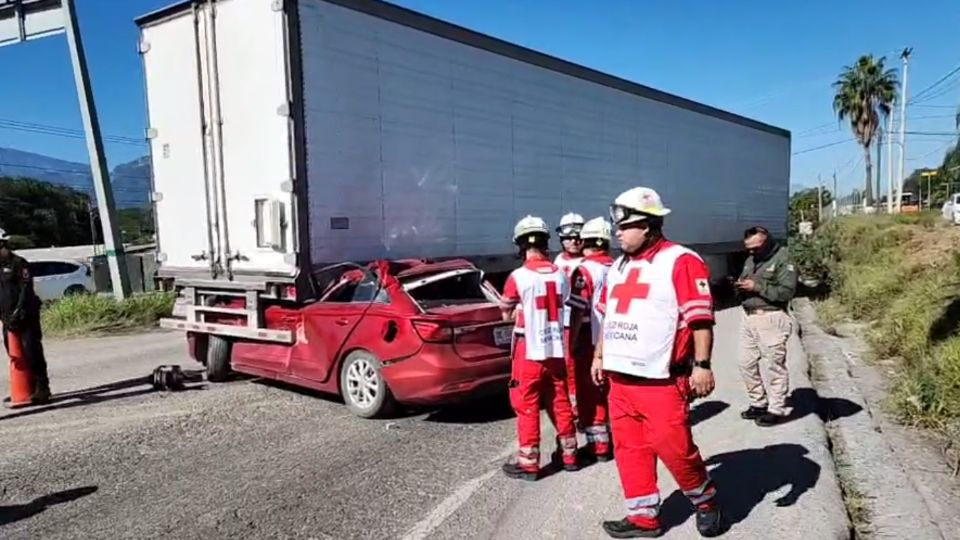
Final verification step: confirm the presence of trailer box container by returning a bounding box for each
[137,0,790,340]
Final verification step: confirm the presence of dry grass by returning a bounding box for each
[804,213,960,429]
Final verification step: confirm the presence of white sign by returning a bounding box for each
[0,0,64,49]
[798,221,813,236]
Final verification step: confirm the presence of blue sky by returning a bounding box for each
[0,0,958,198]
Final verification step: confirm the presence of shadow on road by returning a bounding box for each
[423,391,514,424]
[0,486,98,526]
[788,387,862,424]
[659,443,820,533]
[689,400,729,427]
[1,371,206,422]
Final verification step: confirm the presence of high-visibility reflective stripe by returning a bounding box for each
[625,493,660,517]
[585,425,610,443]
[517,446,540,466]
[683,479,716,505]
[683,308,713,321]
[679,299,711,312]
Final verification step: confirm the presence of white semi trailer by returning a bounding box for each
[137,0,791,343]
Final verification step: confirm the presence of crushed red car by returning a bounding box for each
[186,259,513,418]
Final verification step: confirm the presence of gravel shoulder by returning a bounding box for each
[796,298,960,539]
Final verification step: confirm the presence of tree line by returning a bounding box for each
[0,176,155,250]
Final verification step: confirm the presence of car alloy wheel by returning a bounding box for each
[345,356,379,409]
[339,350,396,419]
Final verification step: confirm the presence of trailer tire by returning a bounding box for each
[206,335,232,383]
[340,350,396,419]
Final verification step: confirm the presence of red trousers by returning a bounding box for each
[510,338,578,472]
[563,328,578,411]
[608,373,716,528]
[571,338,610,454]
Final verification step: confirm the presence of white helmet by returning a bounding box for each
[0,228,9,242]
[610,187,671,225]
[556,212,585,238]
[580,217,612,243]
[513,215,550,244]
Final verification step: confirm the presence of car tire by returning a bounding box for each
[64,285,87,296]
[206,335,232,383]
[339,350,396,419]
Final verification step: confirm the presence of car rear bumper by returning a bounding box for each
[382,344,510,405]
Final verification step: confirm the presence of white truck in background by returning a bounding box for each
[137,0,791,344]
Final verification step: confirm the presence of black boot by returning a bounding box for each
[601,518,662,538]
[501,462,538,482]
[30,383,51,405]
[695,504,725,537]
[739,406,766,420]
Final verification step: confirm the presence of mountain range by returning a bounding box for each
[0,147,151,208]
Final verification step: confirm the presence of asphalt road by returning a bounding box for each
[0,309,851,539]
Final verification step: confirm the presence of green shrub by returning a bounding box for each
[41,292,174,337]
[818,214,960,430]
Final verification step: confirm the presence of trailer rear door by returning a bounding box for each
[209,0,297,277]
[141,9,216,274]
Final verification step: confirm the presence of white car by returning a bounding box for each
[27,259,95,301]
[942,193,960,225]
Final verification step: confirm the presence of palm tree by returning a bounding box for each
[832,55,899,206]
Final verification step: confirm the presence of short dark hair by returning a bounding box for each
[743,225,770,239]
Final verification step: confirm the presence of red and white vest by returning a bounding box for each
[510,265,568,361]
[579,257,613,346]
[602,244,695,378]
[554,253,582,327]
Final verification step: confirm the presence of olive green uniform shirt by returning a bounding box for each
[738,245,797,311]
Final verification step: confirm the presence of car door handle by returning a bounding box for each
[335,318,351,326]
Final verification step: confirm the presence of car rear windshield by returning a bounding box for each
[403,271,492,309]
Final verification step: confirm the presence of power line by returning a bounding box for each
[908,61,960,104]
[792,138,855,155]
[0,118,146,147]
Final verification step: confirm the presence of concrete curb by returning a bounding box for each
[794,298,946,539]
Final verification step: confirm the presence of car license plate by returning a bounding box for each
[493,326,513,347]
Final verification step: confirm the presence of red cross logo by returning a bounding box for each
[610,268,650,314]
[534,282,561,322]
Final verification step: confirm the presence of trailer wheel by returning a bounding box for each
[340,350,396,419]
[206,335,233,383]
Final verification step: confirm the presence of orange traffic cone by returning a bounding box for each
[7,330,33,408]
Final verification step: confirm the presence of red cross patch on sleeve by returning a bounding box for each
[695,278,710,296]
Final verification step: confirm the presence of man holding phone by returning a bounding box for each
[735,225,797,427]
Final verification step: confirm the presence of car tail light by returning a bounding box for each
[412,320,453,343]
[283,285,297,301]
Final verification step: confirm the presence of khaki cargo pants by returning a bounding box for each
[738,309,793,416]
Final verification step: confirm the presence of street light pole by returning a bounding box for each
[896,47,912,214]
[62,0,130,299]
[886,110,895,213]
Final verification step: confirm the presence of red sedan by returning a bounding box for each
[188,259,513,418]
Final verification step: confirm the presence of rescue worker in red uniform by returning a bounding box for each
[555,212,585,412]
[501,216,580,481]
[566,217,615,462]
[592,188,725,538]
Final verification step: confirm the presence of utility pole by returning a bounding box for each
[886,109,895,213]
[876,128,882,212]
[895,47,912,214]
[817,174,823,222]
[832,171,838,217]
[63,0,131,299]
